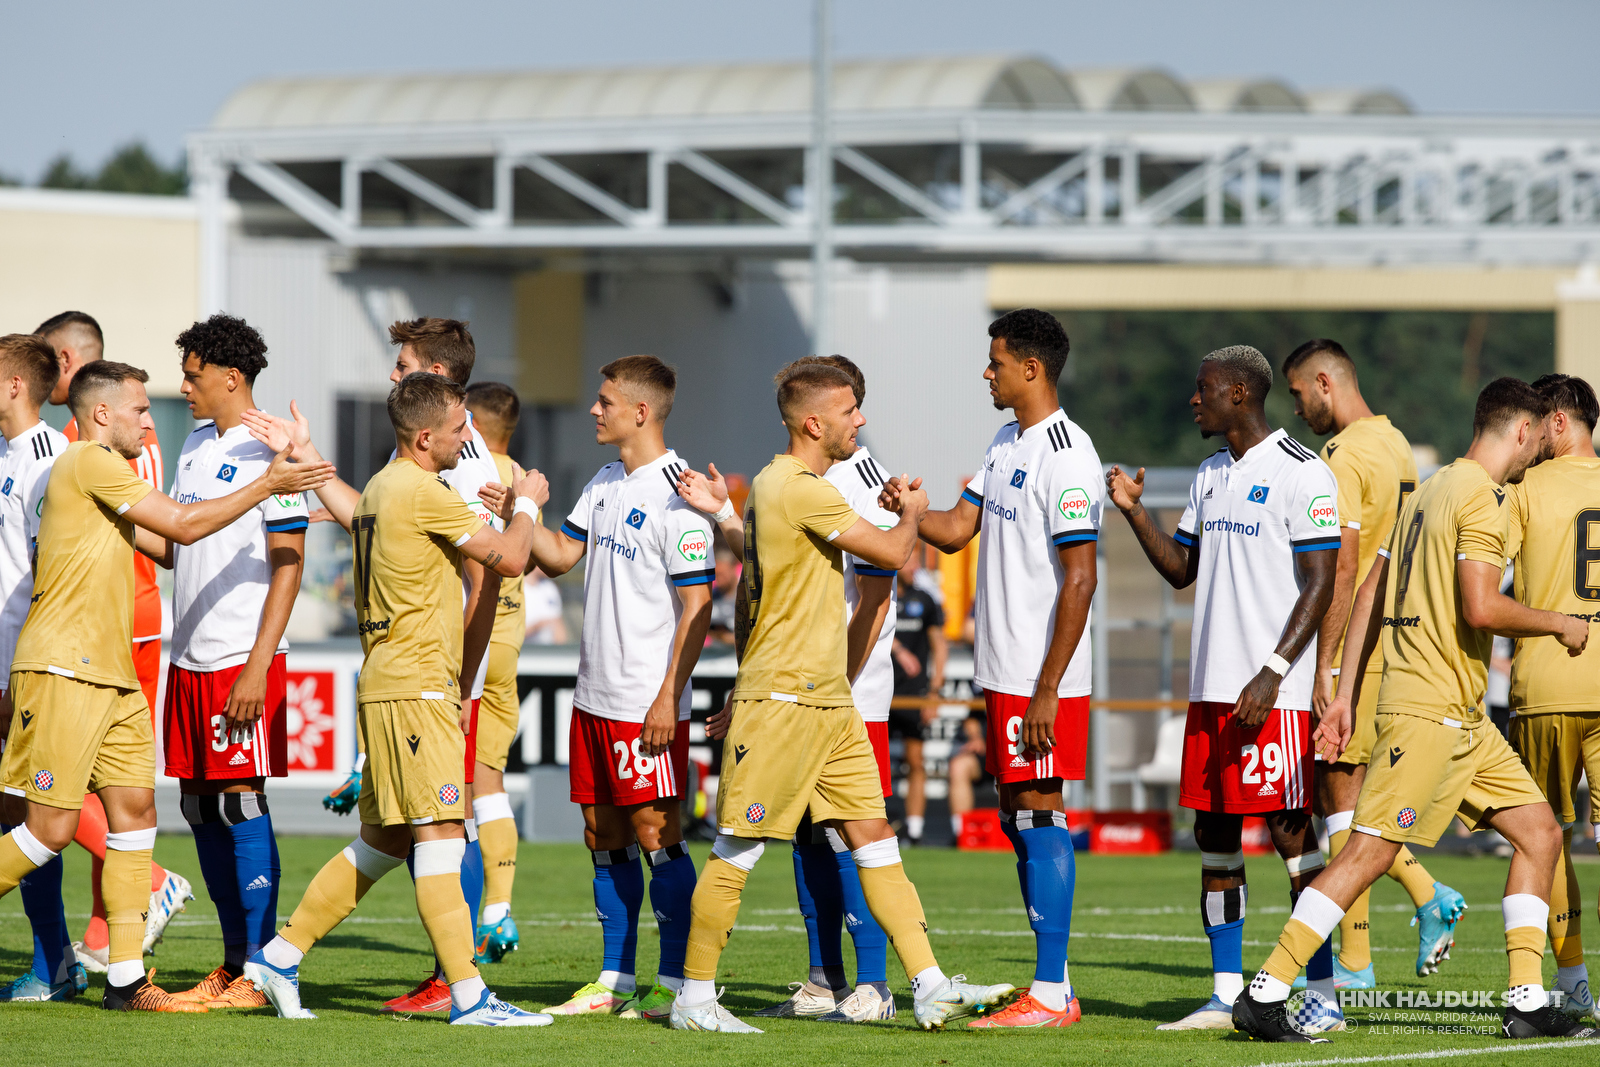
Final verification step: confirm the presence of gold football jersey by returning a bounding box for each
[1374,459,1508,726]
[13,442,153,689]
[353,458,484,705]
[489,452,526,650]
[1505,455,1600,714]
[1322,415,1420,671]
[732,454,861,707]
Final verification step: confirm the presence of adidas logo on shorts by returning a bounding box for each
[228,751,249,766]
[244,875,272,891]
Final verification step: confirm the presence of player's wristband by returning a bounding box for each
[1263,653,1291,677]
[712,499,736,524]
[513,497,540,524]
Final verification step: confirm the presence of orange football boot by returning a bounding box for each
[205,974,270,1009]
[171,965,234,1004]
[382,973,450,1013]
[966,991,1081,1029]
[103,969,208,1013]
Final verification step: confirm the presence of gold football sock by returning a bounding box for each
[1550,829,1583,967]
[1263,919,1329,985]
[0,833,43,898]
[683,857,749,980]
[1388,845,1436,907]
[281,852,375,954]
[416,872,479,984]
[478,818,518,909]
[1506,924,1546,989]
[1327,828,1372,971]
[857,862,938,980]
[103,847,153,965]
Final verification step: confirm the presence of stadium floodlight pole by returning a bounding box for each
[811,0,833,358]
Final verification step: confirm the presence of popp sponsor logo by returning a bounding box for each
[1058,487,1091,521]
[678,529,709,562]
[1307,494,1339,529]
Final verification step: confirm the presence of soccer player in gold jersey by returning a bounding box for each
[243,373,549,1026]
[1505,373,1600,1020]
[1235,378,1597,1043]
[0,361,331,1012]
[1283,339,1464,986]
[668,361,1012,1033]
[463,381,526,962]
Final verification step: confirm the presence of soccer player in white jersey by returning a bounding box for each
[680,354,899,1023]
[522,356,712,1020]
[1106,345,1340,1031]
[0,334,77,1003]
[884,310,1101,1029]
[135,316,309,1011]
[241,317,503,1013]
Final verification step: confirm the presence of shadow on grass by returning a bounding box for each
[1077,958,1213,981]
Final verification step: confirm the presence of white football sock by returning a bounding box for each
[262,936,305,969]
[656,974,684,993]
[1509,983,1546,1012]
[106,960,144,988]
[450,975,487,1010]
[1250,969,1292,1003]
[1310,976,1337,1003]
[911,965,947,1000]
[1214,971,1243,1006]
[599,969,636,994]
[1557,964,1590,993]
[1030,979,1069,1011]
[950,814,963,837]
[906,815,925,839]
[676,977,715,1006]
[480,901,510,925]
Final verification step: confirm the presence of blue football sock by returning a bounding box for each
[644,844,696,981]
[1017,815,1075,991]
[593,846,642,978]
[7,822,67,984]
[190,818,246,969]
[228,805,280,965]
[795,840,846,987]
[1202,882,1247,984]
[792,842,824,970]
[833,842,888,986]
[461,834,484,928]
[1001,812,1032,913]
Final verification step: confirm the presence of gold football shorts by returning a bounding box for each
[1354,709,1547,846]
[1509,711,1600,826]
[1,670,153,810]
[358,698,468,826]
[475,641,522,773]
[716,699,884,839]
[1332,667,1383,767]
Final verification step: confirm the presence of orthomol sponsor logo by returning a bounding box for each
[1307,494,1338,529]
[1057,487,1090,521]
[677,529,709,562]
[985,497,1017,522]
[1202,517,1259,536]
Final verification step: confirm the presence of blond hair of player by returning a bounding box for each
[667,361,1013,1034]
[1236,378,1597,1043]
[1283,339,1463,984]
[1505,372,1600,1019]
[243,373,550,1026]
[0,361,332,1012]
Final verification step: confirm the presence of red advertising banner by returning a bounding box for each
[283,670,338,772]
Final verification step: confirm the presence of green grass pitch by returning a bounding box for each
[1,835,1595,1066]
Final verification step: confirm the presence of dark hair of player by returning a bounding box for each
[1473,377,1552,438]
[0,334,62,406]
[34,310,103,346]
[774,360,857,426]
[1281,338,1355,379]
[388,371,467,437]
[1201,344,1273,405]
[600,354,677,422]
[174,314,269,385]
[1531,373,1598,433]
[389,318,476,384]
[68,360,149,422]
[464,381,521,440]
[987,308,1070,383]
[790,355,865,405]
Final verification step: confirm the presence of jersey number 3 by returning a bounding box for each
[1576,509,1600,601]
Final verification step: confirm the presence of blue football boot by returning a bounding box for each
[0,971,75,1003]
[1412,882,1467,976]
[323,768,362,815]
[475,915,520,963]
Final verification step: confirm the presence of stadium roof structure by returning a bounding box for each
[189,53,1600,273]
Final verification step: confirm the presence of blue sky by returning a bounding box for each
[6,0,1596,180]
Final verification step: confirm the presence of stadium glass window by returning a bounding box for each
[336,394,393,491]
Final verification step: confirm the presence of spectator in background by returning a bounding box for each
[1486,564,1515,737]
[524,568,567,645]
[946,710,988,846]
[891,558,946,845]
[707,544,740,645]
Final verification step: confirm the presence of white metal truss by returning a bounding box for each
[190,109,1600,268]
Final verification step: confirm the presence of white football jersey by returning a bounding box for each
[562,450,716,723]
[0,421,67,681]
[965,409,1103,698]
[825,446,898,724]
[170,423,310,671]
[1175,428,1341,710]
[393,410,500,699]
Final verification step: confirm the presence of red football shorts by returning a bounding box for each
[465,697,480,785]
[1179,701,1311,814]
[568,706,690,805]
[866,719,891,798]
[133,638,161,727]
[163,653,288,779]
[983,691,1089,783]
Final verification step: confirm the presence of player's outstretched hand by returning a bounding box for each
[1314,696,1353,761]
[1558,616,1590,656]
[513,467,551,510]
[308,507,335,524]
[878,475,905,514]
[895,475,928,519]
[705,696,733,740]
[1233,667,1280,728]
[1106,465,1145,513]
[479,482,510,522]
[263,447,336,496]
[243,400,320,463]
[677,462,728,516]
